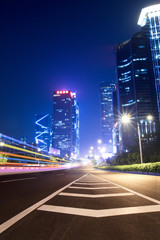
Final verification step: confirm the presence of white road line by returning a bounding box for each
[76,181,105,183]
[77,179,105,182]
[1,177,36,183]
[69,186,119,190]
[73,182,111,185]
[38,204,160,218]
[0,173,89,234]
[89,173,160,205]
[59,192,134,198]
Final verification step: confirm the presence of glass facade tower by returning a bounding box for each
[100,82,115,153]
[116,30,158,151]
[52,90,79,158]
[138,5,160,120]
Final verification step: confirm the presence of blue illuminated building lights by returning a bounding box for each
[35,114,52,152]
[100,82,115,154]
[115,27,159,152]
[138,4,160,120]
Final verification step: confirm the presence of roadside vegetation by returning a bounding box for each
[0,154,8,164]
[97,133,160,174]
[97,162,160,173]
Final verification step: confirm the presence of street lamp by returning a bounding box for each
[121,114,143,164]
[121,114,131,124]
[121,114,153,164]
[147,115,153,121]
[97,139,102,144]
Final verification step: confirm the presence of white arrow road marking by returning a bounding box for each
[38,204,160,218]
[59,192,134,198]
[69,186,119,190]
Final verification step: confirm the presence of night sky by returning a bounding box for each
[1,0,159,156]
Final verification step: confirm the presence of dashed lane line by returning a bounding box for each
[0,173,89,234]
[1,177,36,183]
[38,204,160,218]
[59,192,134,198]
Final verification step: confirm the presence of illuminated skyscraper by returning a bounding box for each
[116,29,159,151]
[35,114,52,152]
[100,82,115,153]
[138,5,160,120]
[52,90,79,158]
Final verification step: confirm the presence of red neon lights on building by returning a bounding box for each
[56,90,70,95]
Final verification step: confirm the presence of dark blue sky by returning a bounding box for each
[1,0,159,156]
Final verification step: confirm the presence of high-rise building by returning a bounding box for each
[52,90,79,158]
[35,114,52,152]
[116,29,159,152]
[100,82,115,153]
[138,5,160,120]
[112,88,121,154]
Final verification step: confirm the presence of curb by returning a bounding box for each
[95,167,160,176]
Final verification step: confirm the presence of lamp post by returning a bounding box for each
[121,114,153,164]
[121,114,143,163]
[137,122,143,164]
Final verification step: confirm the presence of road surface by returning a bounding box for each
[0,166,160,240]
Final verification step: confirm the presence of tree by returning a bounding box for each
[0,154,8,164]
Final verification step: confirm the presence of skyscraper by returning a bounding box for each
[138,5,160,120]
[52,90,79,158]
[116,28,159,151]
[35,114,52,152]
[100,82,115,153]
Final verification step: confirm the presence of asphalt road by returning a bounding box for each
[1,166,160,240]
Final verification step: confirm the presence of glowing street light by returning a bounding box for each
[97,139,102,144]
[121,114,131,124]
[90,146,94,150]
[121,114,154,164]
[121,114,143,164]
[147,115,153,121]
[0,142,4,147]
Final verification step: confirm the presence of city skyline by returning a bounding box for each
[1,0,159,156]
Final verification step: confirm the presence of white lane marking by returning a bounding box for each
[38,204,160,218]
[0,173,89,234]
[76,181,105,183]
[59,192,133,198]
[74,182,111,185]
[1,177,36,183]
[90,173,160,205]
[69,186,119,190]
[76,179,105,182]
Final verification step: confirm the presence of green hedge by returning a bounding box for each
[97,162,160,173]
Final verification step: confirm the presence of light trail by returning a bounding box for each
[0,151,58,163]
[2,143,50,158]
[1,143,69,162]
